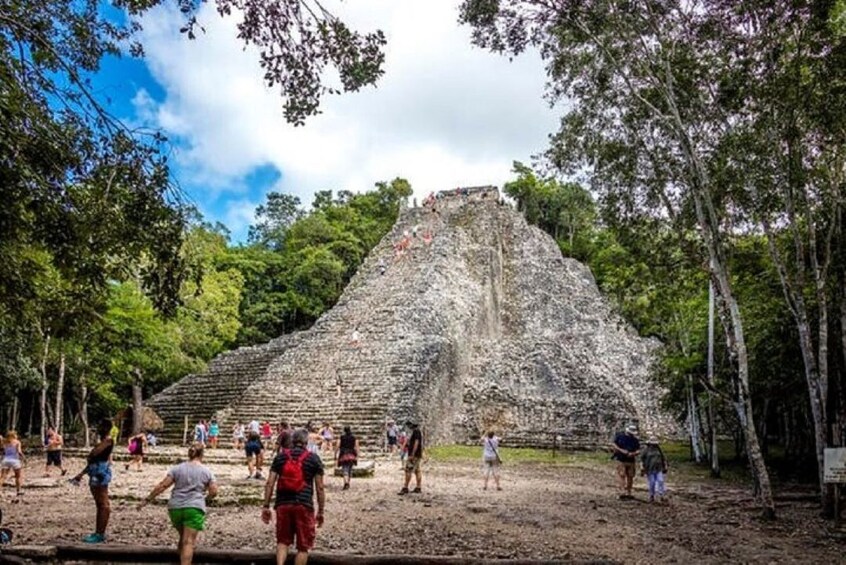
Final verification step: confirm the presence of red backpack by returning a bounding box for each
[276,449,311,493]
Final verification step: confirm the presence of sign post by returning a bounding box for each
[824,448,846,527]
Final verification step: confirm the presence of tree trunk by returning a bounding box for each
[10,396,19,432]
[707,278,720,477]
[39,333,51,440]
[686,375,704,463]
[80,380,90,449]
[55,351,65,434]
[131,368,143,435]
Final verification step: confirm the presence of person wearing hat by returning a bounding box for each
[640,436,668,503]
[610,424,640,499]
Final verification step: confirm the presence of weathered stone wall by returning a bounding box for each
[148,189,675,448]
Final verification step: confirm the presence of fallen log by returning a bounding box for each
[1,544,611,565]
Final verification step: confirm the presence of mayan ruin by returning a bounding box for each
[148,187,674,449]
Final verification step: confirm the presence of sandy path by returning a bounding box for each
[1,452,843,563]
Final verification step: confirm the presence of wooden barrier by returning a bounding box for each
[1,544,611,564]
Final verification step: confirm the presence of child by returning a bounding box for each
[640,436,668,503]
[0,431,24,498]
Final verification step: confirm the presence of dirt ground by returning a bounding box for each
[1,448,844,564]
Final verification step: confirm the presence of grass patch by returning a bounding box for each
[427,445,607,466]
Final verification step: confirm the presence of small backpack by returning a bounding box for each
[276,449,311,493]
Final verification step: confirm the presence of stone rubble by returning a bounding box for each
[148,188,675,449]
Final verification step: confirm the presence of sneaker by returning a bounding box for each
[82,533,105,544]
[398,487,409,495]
[412,487,421,494]
[61,469,68,477]
[342,483,350,490]
[254,472,264,480]
[68,478,81,487]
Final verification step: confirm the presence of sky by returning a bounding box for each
[93,2,559,241]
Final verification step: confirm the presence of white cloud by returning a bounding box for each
[136,1,558,228]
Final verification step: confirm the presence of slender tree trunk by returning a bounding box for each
[27,395,34,436]
[55,351,65,434]
[686,375,704,462]
[80,380,90,449]
[39,333,51,440]
[10,396,19,431]
[707,278,720,477]
[131,368,143,435]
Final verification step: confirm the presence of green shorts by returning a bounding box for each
[168,507,206,531]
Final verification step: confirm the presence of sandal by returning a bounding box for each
[398,487,409,495]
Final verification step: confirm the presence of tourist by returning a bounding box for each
[79,419,114,543]
[640,436,668,503]
[261,421,273,446]
[276,421,293,453]
[350,326,361,347]
[245,430,264,480]
[422,230,433,246]
[138,442,218,565]
[378,259,386,276]
[481,430,502,491]
[43,427,67,477]
[208,419,220,449]
[126,431,146,472]
[1,431,24,498]
[397,428,408,467]
[233,422,246,450]
[248,419,261,437]
[398,421,423,495]
[385,420,398,455]
[146,431,159,449]
[611,424,640,499]
[307,425,322,456]
[194,420,208,446]
[261,428,325,565]
[319,423,334,454]
[336,426,359,490]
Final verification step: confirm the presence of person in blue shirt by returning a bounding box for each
[610,424,640,499]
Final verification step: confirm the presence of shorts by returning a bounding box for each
[617,461,636,479]
[405,457,421,473]
[483,457,500,468]
[1,459,21,471]
[245,442,263,457]
[46,450,63,467]
[275,504,316,551]
[387,436,398,446]
[88,461,112,487]
[169,507,206,531]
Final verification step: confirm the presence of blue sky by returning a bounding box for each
[91,2,559,242]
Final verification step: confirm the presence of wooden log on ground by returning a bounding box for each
[2,544,609,565]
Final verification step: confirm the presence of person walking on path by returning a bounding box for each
[43,427,67,477]
[194,420,208,446]
[398,422,423,495]
[481,431,502,491]
[126,432,146,472]
[262,429,325,565]
[245,431,265,479]
[139,443,218,565]
[232,422,245,450]
[611,424,641,499]
[208,419,220,449]
[640,436,668,503]
[75,419,115,543]
[385,421,398,455]
[1,431,24,498]
[336,426,359,490]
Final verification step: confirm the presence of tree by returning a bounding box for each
[247,193,304,250]
[460,0,778,516]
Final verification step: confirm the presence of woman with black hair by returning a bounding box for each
[336,426,359,490]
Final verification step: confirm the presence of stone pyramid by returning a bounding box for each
[148,187,674,448]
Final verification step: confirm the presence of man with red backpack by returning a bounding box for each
[261,428,325,565]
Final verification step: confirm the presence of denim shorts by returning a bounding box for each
[88,461,112,487]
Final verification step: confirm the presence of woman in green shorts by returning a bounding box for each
[139,443,218,565]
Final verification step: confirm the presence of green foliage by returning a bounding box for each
[504,162,595,261]
[233,178,412,345]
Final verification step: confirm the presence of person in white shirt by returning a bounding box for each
[482,431,502,491]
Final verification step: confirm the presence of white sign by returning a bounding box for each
[824,448,846,484]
